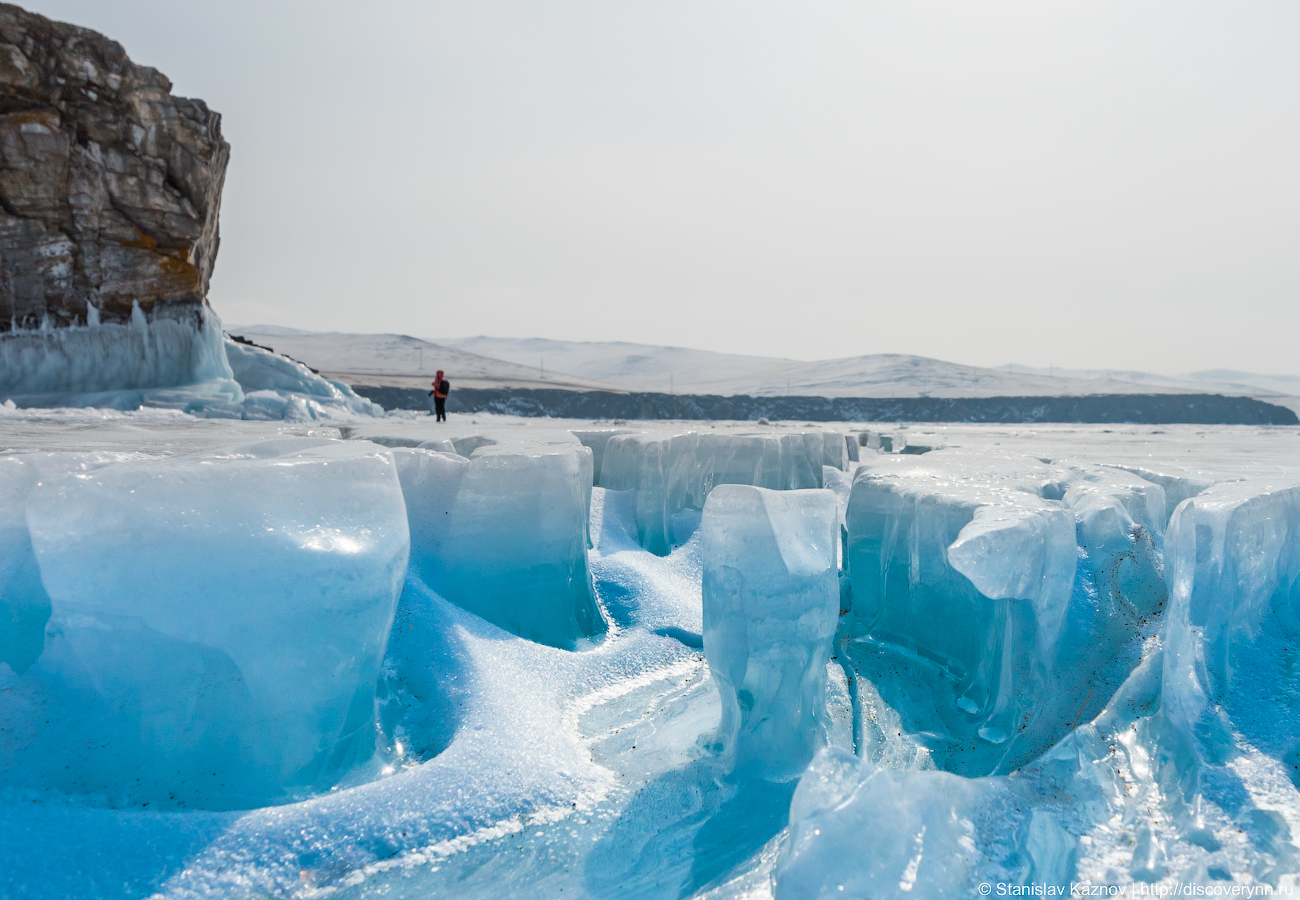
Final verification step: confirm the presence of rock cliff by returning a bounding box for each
[0,2,228,333]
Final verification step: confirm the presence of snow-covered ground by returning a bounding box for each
[3,407,1299,898]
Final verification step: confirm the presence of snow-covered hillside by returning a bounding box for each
[997,363,1296,397]
[229,330,1300,416]
[440,336,1291,399]
[1186,369,1300,395]
[229,328,619,392]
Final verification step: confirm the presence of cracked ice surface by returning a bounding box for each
[1,409,1299,898]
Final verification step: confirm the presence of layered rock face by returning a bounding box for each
[0,3,230,395]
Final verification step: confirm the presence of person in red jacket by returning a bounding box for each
[428,370,450,421]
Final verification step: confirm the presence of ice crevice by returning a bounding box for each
[777,459,1300,897]
[392,429,604,649]
[597,430,850,555]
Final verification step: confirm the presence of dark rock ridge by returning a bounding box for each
[0,2,228,332]
[353,386,1300,426]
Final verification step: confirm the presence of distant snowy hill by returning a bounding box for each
[1185,369,1300,396]
[996,363,1290,398]
[226,329,618,392]
[228,324,318,336]
[231,328,1299,402]
[441,336,1277,399]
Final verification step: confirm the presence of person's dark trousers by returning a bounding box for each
[434,397,446,421]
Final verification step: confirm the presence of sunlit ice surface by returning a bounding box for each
[1,406,1299,899]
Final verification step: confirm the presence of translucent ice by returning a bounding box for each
[842,450,1179,775]
[1063,463,1168,618]
[820,431,848,471]
[3,417,1299,897]
[0,456,45,674]
[844,452,1077,762]
[572,429,634,483]
[392,434,604,649]
[0,322,384,419]
[0,303,234,399]
[774,748,987,900]
[0,451,135,674]
[1161,478,1300,804]
[702,485,839,780]
[601,432,829,555]
[0,438,409,809]
[1112,464,1214,527]
[779,473,1300,894]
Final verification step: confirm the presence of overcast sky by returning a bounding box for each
[26,1,1300,374]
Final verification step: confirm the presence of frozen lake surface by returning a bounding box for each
[2,406,1299,898]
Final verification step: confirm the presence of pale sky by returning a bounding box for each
[26,1,1300,374]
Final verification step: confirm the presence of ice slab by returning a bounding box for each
[1064,463,1168,618]
[844,451,1076,732]
[417,437,458,453]
[1110,463,1215,527]
[571,429,634,483]
[393,433,604,649]
[600,431,830,555]
[0,452,138,675]
[702,485,839,780]
[0,438,408,809]
[777,473,1300,893]
[0,456,45,675]
[775,748,1098,896]
[775,748,989,900]
[1162,477,1300,788]
[820,431,848,471]
[843,450,1176,774]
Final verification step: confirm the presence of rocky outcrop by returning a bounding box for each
[0,2,228,333]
